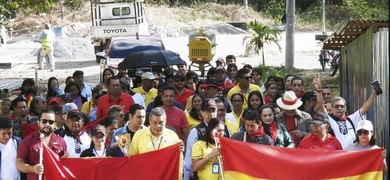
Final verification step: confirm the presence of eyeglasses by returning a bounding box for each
[217,108,226,112]
[333,105,345,109]
[357,130,370,136]
[40,119,55,125]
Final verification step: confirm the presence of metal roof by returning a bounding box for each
[323,20,388,50]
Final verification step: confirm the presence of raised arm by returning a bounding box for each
[312,73,325,113]
[360,86,377,115]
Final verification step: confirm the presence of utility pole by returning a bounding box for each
[322,0,326,34]
[243,0,248,9]
[285,0,295,70]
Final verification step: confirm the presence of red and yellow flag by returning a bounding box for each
[220,137,383,180]
[43,144,180,180]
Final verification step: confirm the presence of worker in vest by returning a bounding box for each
[38,23,55,71]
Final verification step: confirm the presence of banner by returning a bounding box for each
[220,137,383,180]
[43,144,180,180]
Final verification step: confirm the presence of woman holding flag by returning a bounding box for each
[192,118,225,180]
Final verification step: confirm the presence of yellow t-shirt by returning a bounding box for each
[132,86,158,107]
[192,141,222,180]
[186,112,201,130]
[225,119,239,136]
[129,127,183,179]
[227,84,261,109]
[81,100,95,115]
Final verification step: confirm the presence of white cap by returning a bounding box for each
[356,120,373,132]
[141,72,156,80]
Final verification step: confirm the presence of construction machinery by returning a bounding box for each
[188,28,217,77]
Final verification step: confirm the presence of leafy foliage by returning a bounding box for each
[243,20,282,66]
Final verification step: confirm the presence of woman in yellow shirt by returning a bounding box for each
[192,118,225,180]
[186,94,203,130]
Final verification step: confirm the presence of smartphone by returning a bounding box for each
[371,80,383,95]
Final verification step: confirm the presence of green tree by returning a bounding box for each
[243,20,282,66]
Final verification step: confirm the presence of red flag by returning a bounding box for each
[220,137,383,179]
[43,143,180,179]
[43,144,76,179]
[22,123,38,138]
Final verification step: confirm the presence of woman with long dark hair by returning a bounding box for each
[226,64,238,84]
[259,105,295,148]
[46,77,63,100]
[247,90,264,113]
[230,93,244,126]
[185,94,203,130]
[192,118,225,180]
[263,82,278,105]
[100,117,118,147]
[80,125,107,157]
[64,82,87,110]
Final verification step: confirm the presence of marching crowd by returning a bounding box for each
[0,54,387,180]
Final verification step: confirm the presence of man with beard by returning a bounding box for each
[12,97,38,138]
[58,111,91,157]
[161,86,189,145]
[174,73,194,107]
[96,76,135,121]
[111,104,146,157]
[16,110,67,179]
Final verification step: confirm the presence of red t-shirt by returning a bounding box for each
[298,133,343,150]
[263,95,274,105]
[17,131,68,180]
[285,115,296,132]
[164,106,189,139]
[175,88,194,107]
[96,92,135,118]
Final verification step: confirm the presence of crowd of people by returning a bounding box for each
[0,54,387,179]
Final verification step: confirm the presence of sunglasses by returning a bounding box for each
[333,105,345,109]
[357,130,370,136]
[40,119,55,125]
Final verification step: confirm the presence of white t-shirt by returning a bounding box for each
[63,132,91,158]
[328,109,365,148]
[132,93,145,108]
[0,139,19,180]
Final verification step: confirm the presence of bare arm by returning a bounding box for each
[312,73,325,113]
[16,158,42,175]
[360,87,377,115]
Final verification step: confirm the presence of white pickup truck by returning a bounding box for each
[91,0,149,63]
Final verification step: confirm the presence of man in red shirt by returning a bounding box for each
[96,76,135,120]
[215,67,235,91]
[16,110,68,179]
[161,85,189,146]
[298,112,342,150]
[173,73,194,107]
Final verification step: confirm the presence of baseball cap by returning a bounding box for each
[141,72,156,80]
[200,79,218,89]
[48,97,61,106]
[174,73,186,81]
[201,98,217,111]
[301,91,317,103]
[91,125,106,136]
[62,103,78,114]
[216,57,225,64]
[356,120,373,132]
[60,93,74,102]
[67,111,83,119]
[215,67,227,73]
[311,112,328,124]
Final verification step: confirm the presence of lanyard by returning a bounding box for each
[93,148,106,157]
[150,136,163,150]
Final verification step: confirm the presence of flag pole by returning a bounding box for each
[39,133,44,180]
[215,137,225,180]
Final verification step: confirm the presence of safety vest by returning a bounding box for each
[41,29,54,48]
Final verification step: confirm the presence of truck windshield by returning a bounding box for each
[109,40,163,58]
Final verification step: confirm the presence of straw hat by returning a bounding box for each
[276,91,303,110]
